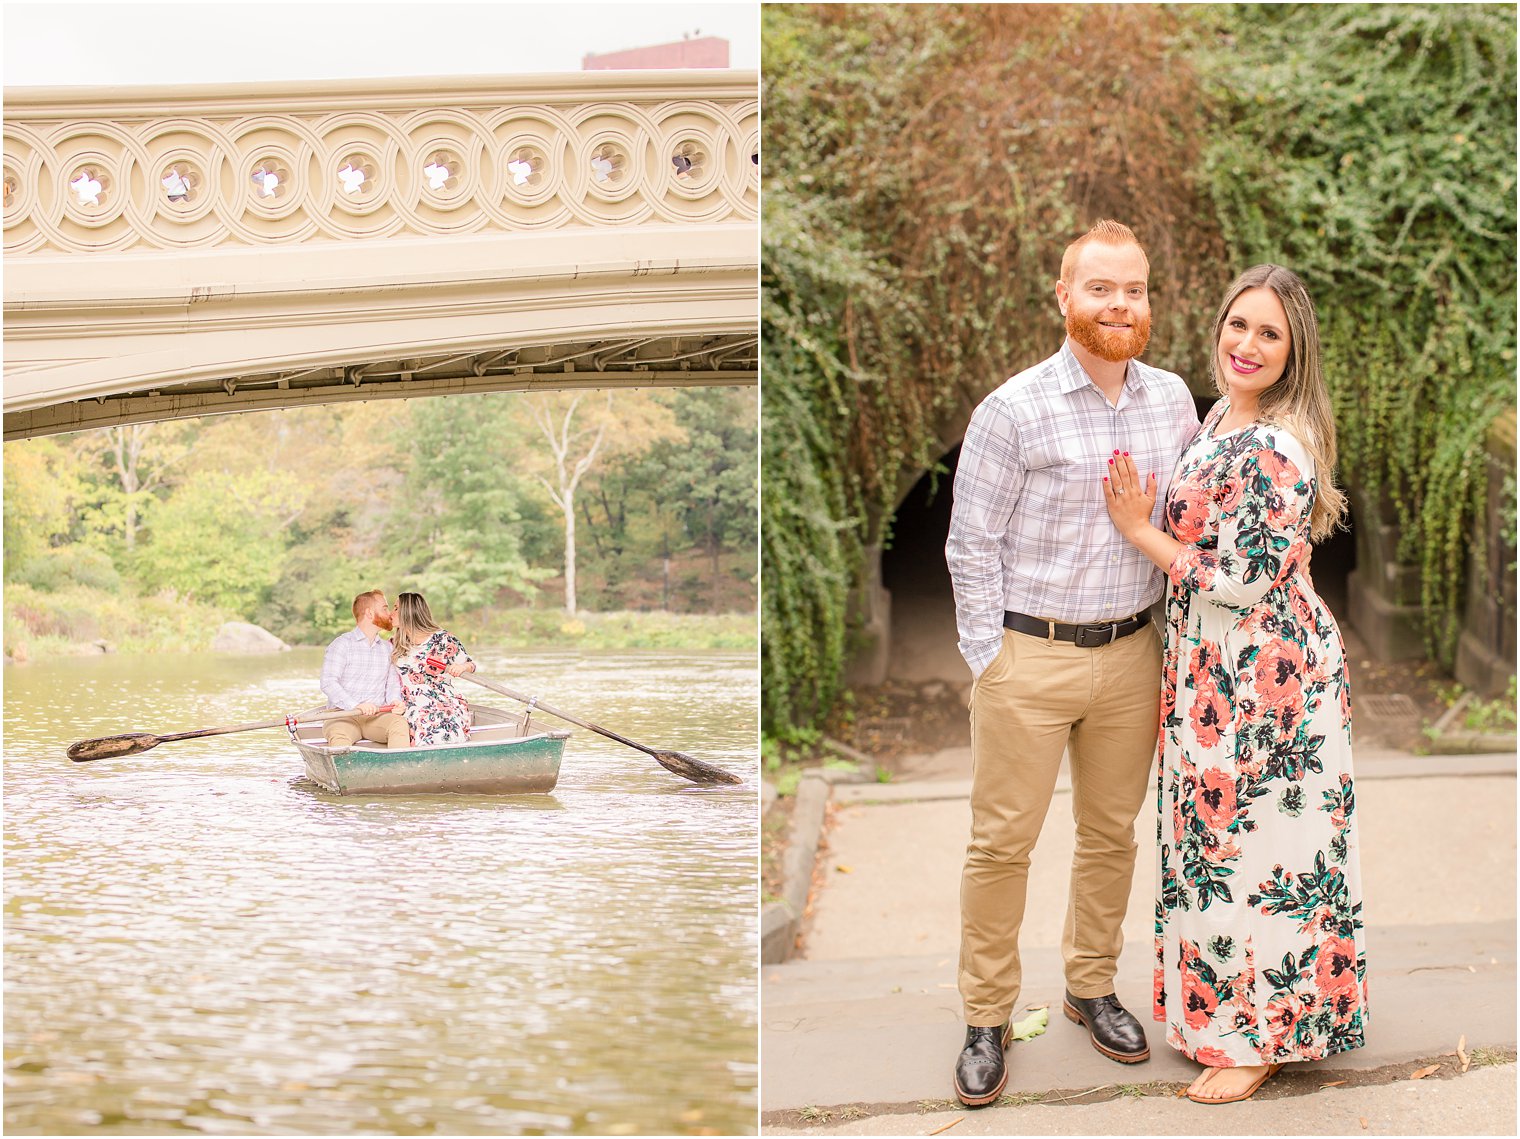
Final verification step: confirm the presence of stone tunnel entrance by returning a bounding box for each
[877,398,1362,689]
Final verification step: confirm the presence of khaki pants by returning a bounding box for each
[959,621,1162,1026]
[324,710,409,749]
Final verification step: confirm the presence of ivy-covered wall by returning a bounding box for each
[761,3,1517,735]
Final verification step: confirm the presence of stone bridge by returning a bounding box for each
[3,71,757,440]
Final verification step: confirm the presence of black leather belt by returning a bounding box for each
[1003,609,1150,648]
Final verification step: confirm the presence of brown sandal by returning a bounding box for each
[1185,1063,1282,1104]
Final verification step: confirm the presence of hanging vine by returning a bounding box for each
[762,4,1516,735]
[1198,2,1517,661]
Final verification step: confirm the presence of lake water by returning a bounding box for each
[4,647,758,1135]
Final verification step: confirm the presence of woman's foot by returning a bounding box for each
[1185,1063,1280,1103]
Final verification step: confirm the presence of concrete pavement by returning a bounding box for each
[761,746,1517,1134]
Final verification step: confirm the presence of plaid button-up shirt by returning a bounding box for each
[320,627,401,710]
[946,341,1200,677]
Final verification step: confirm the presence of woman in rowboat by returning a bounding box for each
[390,592,478,746]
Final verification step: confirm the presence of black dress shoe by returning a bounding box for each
[952,1022,1012,1106]
[1062,991,1150,1063]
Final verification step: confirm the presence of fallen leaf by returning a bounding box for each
[1409,1064,1440,1080]
[928,1119,962,1136]
[1009,1007,1049,1042]
[1359,1118,1369,1129]
[1457,1035,1470,1072]
[834,865,853,873]
[1026,1002,1050,1011]
[1319,1080,1347,1089]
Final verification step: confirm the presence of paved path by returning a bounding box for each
[761,749,1516,1133]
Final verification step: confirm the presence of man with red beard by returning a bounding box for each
[945,220,1199,1105]
[319,589,408,749]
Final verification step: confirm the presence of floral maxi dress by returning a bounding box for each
[1155,405,1368,1067]
[396,630,473,746]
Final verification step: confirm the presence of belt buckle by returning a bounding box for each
[1075,621,1119,648]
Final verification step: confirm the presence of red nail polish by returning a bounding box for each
[1123,451,1130,457]
[1108,458,1114,464]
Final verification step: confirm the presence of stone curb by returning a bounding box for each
[762,742,878,965]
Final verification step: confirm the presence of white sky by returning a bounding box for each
[2,1,759,87]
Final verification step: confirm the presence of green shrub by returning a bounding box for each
[13,547,123,593]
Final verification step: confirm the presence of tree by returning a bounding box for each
[129,469,290,612]
[2,438,79,573]
[382,395,548,615]
[100,423,197,550]
[521,390,683,614]
[644,388,758,609]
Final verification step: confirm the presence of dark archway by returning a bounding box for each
[878,396,1361,683]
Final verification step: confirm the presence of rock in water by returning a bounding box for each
[211,622,290,654]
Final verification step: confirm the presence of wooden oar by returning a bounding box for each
[432,658,742,786]
[67,708,357,763]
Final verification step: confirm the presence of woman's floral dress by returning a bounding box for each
[395,630,473,746]
[1155,400,1367,1067]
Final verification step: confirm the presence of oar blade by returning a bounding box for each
[652,749,742,786]
[67,733,161,762]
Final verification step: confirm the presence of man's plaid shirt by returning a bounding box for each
[321,627,401,710]
[946,341,1200,677]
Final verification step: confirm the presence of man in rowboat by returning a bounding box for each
[319,589,408,749]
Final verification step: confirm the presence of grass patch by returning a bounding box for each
[998,1091,1047,1107]
[4,590,756,661]
[459,607,756,652]
[1469,1047,1513,1068]
[795,1105,832,1123]
[5,583,231,660]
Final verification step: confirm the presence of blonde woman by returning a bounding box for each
[390,592,477,746]
[1103,265,1367,1104]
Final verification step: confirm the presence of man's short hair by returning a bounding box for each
[352,589,385,622]
[1060,219,1149,284]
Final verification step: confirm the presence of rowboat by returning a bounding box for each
[288,704,570,795]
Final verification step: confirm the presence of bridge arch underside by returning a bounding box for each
[4,225,756,440]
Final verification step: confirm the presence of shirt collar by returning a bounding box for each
[1057,340,1151,397]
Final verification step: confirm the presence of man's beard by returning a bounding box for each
[1067,308,1151,363]
[373,611,394,631]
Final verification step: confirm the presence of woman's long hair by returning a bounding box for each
[1209,264,1348,541]
[390,592,442,662]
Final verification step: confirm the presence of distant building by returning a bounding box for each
[583,35,729,70]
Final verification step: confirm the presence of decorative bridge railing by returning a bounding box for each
[3,71,757,254]
[3,73,758,440]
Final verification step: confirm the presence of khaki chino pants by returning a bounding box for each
[960,621,1162,1026]
[324,710,409,749]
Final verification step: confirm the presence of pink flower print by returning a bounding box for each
[1254,640,1306,711]
[1216,476,1244,514]
[1168,485,1213,542]
[1314,935,1359,1000]
[1189,683,1231,750]
[1264,991,1310,1050]
[1196,767,1238,833]
[1181,960,1220,1031]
